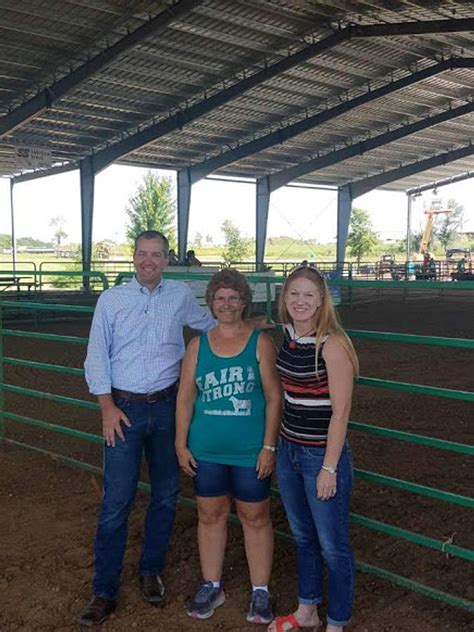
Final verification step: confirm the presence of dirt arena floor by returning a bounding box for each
[1,289,473,631]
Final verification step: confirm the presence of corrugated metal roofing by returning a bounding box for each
[0,0,473,192]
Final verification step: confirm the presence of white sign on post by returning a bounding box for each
[14,145,53,169]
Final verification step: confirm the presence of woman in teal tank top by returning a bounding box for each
[176,269,282,625]
[188,328,266,466]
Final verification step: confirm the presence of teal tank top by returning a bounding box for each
[188,329,266,467]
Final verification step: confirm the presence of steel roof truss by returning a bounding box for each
[267,101,474,191]
[350,143,474,198]
[0,0,204,138]
[187,58,473,183]
[85,18,474,173]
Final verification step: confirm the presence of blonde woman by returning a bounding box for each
[269,264,358,632]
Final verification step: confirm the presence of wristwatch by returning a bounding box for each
[263,445,277,452]
[321,464,337,474]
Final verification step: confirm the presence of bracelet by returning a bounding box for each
[263,445,276,453]
[321,464,337,474]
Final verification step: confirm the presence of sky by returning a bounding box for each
[0,164,473,248]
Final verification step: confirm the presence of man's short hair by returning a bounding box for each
[134,230,169,255]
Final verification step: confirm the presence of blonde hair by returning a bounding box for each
[278,266,359,376]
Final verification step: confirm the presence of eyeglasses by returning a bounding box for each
[212,295,242,305]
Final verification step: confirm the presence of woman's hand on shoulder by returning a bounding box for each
[249,314,275,330]
[256,331,278,361]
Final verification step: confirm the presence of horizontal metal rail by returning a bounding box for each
[0,301,94,313]
[0,270,109,290]
[332,279,474,290]
[3,300,473,349]
[270,470,472,509]
[348,421,474,456]
[114,271,474,291]
[0,329,89,344]
[354,468,473,509]
[3,403,471,508]
[2,273,474,295]
[113,272,474,291]
[114,270,286,286]
[1,383,99,411]
[353,560,474,612]
[350,513,474,562]
[347,329,474,349]
[356,376,474,402]
[4,437,473,614]
[2,331,473,401]
[3,272,474,291]
[3,369,471,454]
[3,411,102,444]
[3,357,84,376]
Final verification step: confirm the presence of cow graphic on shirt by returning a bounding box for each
[196,365,255,416]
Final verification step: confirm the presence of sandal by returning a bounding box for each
[269,613,321,632]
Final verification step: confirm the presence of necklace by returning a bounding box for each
[288,327,315,349]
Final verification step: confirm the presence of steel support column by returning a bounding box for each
[10,179,16,273]
[256,177,270,270]
[406,194,413,261]
[177,169,192,262]
[337,185,352,267]
[80,158,94,290]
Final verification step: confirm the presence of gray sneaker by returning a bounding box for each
[246,589,273,624]
[186,581,225,619]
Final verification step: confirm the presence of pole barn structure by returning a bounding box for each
[1,1,473,271]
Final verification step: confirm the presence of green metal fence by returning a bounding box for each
[0,269,109,293]
[0,296,473,613]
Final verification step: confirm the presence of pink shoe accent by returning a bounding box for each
[274,613,302,632]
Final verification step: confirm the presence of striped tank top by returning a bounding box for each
[276,324,332,446]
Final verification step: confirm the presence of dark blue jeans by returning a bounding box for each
[93,394,179,600]
[276,439,355,627]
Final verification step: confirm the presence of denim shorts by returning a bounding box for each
[193,459,271,502]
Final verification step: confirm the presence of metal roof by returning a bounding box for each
[1,0,473,193]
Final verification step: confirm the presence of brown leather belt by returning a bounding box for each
[112,382,178,403]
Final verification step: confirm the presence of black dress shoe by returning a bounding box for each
[140,575,165,606]
[79,596,117,627]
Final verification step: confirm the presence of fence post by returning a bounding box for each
[39,262,44,292]
[348,263,353,306]
[0,301,4,440]
[266,278,272,322]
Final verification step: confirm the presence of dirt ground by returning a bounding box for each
[1,291,473,631]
